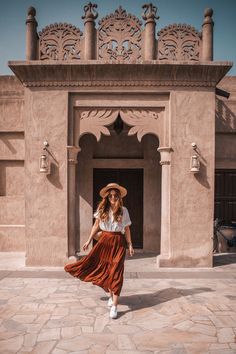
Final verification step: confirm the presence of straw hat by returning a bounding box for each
[99,183,127,198]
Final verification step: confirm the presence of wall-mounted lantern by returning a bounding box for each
[39,141,50,174]
[190,142,200,173]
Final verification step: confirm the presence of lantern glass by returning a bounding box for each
[40,153,49,173]
[190,155,200,173]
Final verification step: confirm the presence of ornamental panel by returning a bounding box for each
[98,6,142,62]
[157,24,202,61]
[39,23,82,60]
[76,108,164,147]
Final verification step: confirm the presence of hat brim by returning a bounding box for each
[99,183,127,198]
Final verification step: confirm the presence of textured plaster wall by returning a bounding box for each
[24,89,68,266]
[0,76,25,251]
[168,90,215,267]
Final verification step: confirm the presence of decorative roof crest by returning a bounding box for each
[142,3,159,23]
[82,2,98,23]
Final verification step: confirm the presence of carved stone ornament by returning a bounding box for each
[98,6,142,62]
[78,108,163,143]
[82,2,98,23]
[157,24,202,61]
[39,23,82,60]
[142,3,159,23]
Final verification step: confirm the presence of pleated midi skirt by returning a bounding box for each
[64,231,127,296]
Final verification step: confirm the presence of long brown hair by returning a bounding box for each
[96,188,123,222]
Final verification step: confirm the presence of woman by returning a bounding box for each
[64,182,134,319]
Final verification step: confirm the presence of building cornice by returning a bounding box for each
[8,60,232,89]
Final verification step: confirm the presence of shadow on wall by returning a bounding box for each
[213,253,236,267]
[194,161,210,189]
[216,98,236,132]
[46,161,63,189]
[0,163,6,195]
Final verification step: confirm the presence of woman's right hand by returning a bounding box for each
[83,240,91,251]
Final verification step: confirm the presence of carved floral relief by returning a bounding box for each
[77,108,163,144]
[98,6,142,62]
[157,24,201,61]
[39,23,82,60]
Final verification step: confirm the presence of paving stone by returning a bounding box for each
[209,350,236,354]
[23,333,37,347]
[174,320,194,331]
[117,334,136,350]
[31,340,57,354]
[61,325,82,338]
[3,319,27,331]
[217,327,235,343]
[94,314,110,333]
[57,334,116,351]
[107,324,141,334]
[106,351,152,354]
[53,306,69,316]
[209,315,236,327]
[24,323,44,333]
[37,327,61,341]
[184,342,210,353]
[0,334,24,352]
[81,326,94,333]
[189,323,216,336]
[209,343,229,350]
[12,314,38,323]
[0,329,24,340]
[51,348,68,354]
[133,328,217,351]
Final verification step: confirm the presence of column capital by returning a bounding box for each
[157,146,173,166]
[67,145,81,164]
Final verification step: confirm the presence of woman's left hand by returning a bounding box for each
[129,244,134,257]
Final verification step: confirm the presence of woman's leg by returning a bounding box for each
[112,293,119,306]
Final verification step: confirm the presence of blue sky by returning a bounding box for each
[0,0,235,75]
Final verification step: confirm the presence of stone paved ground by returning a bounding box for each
[0,252,236,354]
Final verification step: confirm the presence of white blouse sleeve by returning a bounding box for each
[122,207,132,227]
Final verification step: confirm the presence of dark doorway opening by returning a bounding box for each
[93,168,143,248]
[215,169,236,223]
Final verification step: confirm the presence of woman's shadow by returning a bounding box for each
[101,286,213,318]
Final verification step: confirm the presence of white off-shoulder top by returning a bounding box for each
[93,206,132,234]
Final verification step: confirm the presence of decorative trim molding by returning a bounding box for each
[23,80,216,88]
[159,161,170,165]
[76,108,164,144]
[67,145,81,164]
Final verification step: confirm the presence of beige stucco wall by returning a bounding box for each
[0,74,235,267]
[23,89,68,265]
[0,76,25,251]
[163,90,216,267]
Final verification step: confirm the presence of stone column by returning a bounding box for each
[142,3,159,60]
[82,2,98,60]
[202,8,214,61]
[67,146,80,259]
[156,147,172,266]
[25,6,38,60]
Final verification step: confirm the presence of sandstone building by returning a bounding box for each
[0,3,235,267]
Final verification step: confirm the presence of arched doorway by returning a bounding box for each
[76,121,161,254]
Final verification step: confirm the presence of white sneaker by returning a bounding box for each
[109,305,118,319]
[107,297,113,307]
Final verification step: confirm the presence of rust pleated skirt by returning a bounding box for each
[64,231,127,296]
